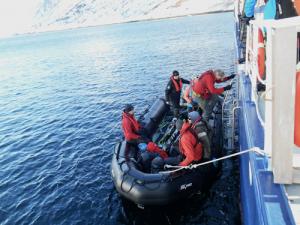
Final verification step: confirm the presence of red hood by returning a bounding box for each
[180,122,191,135]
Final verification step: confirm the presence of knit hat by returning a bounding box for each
[172,70,179,76]
[124,104,134,113]
[188,111,200,123]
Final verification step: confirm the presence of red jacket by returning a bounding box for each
[192,70,228,99]
[179,122,203,166]
[122,112,141,141]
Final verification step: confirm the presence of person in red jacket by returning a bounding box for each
[138,142,169,172]
[191,69,235,121]
[122,104,148,144]
[178,119,203,166]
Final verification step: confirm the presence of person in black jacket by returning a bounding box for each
[165,70,190,117]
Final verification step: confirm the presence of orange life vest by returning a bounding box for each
[171,76,183,92]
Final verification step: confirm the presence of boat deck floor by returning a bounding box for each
[285,184,300,225]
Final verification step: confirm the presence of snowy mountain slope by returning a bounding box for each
[0,0,233,37]
[33,0,233,32]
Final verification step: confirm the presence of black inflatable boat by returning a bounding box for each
[111,97,222,206]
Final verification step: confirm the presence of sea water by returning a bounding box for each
[0,12,240,225]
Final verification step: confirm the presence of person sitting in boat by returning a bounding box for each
[188,111,211,160]
[165,70,190,118]
[137,142,168,172]
[122,104,149,145]
[151,114,203,172]
[178,115,203,166]
[191,69,235,121]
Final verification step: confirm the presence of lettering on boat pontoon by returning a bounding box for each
[180,183,193,190]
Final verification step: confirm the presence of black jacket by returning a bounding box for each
[165,77,190,107]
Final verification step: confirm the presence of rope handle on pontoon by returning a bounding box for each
[159,147,269,174]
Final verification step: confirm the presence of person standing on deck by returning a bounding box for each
[165,70,190,118]
[191,69,235,121]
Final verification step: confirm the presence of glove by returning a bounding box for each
[227,74,236,80]
[223,84,232,91]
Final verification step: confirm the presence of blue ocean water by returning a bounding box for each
[0,12,239,225]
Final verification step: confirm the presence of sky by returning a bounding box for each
[0,0,39,37]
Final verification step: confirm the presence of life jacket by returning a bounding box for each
[170,76,183,92]
[122,112,140,141]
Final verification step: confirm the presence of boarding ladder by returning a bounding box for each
[222,75,239,155]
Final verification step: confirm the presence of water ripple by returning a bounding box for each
[0,12,238,225]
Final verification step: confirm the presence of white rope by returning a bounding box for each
[159,147,268,174]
